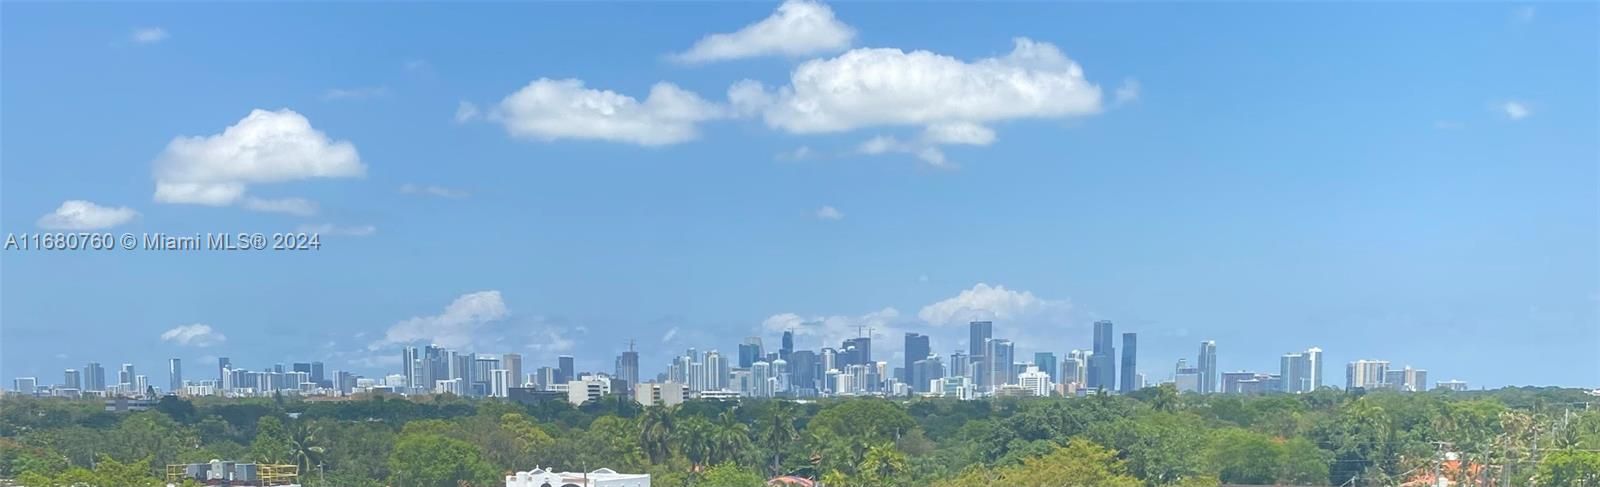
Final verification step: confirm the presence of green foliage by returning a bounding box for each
[699,462,766,487]
[2,387,1594,487]
[248,415,294,464]
[388,432,499,487]
[935,440,1141,487]
[1533,450,1600,486]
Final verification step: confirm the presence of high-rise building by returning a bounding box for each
[843,336,872,366]
[473,356,501,396]
[1120,332,1138,393]
[310,362,326,387]
[903,333,930,385]
[1089,320,1115,391]
[780,331,795,362]
[84,362,106,392]
[1346,360,1389,390]
[500,353,523,388]
[1174,359,1200,393]
[738,337,763,368]
[911,355,944,394]
[119,364,136,387]
[969,321,992,391]
[789,350,820,395]
[169,358,183,393]
[613,348,638,390]
[63,369,82,391]
[402,347,421,391]
[557,355,575,384]
[1034,352,1058,383]
[217,357,230,385]
[704,350,728,391]
[1279,347,1323,393]
[968,321,992,357]
[13,377,38,395]
[988,339,1015,386]
[1197,341,1217,394]
[1383,366,1428,392]
[1016,365,1052,397]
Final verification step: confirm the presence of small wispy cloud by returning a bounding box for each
[1115,78,1141,105]
[1513,6,1536,24]
[400,183,469,198]
[161,324,226,347]
[815,205,844,221]
[1501,101,1532,121]
[322,86,389,101]
[296,223,377,236]
[776,146,815,161]
[132,27,168,44]
[454,101,480,123]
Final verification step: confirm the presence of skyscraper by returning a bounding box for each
[63,369,82,391]
[119,364,135,387]
[1034,352,1058,383]
[402,347,420,391]
[1346,359,1389,390]
[1089,320,1115,391]
[557,355,575,385]
[739,337,763,368]
[989,339,1015,386]
[1120,332,1138,393]
[217,357,230,385]
[310,362,326,387]
[1280,347,1323,393]
[780,331,795,362]
[903,333,930,385]
[970,321,993,391]
[1198,341,1217,394]
[84,362,105,392]
[169,358,183,393]
[613,347,638,390]
[968,321,992,357]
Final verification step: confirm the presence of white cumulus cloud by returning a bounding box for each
[37,200,139,230]
[672,0,855,63]
[152,109,365,208]
[491,78,724,146]
[161,324,226,347]
[735,38,1102,134]
[371,291,509,350]
[918,283,1070,327]
[762,307,901,352]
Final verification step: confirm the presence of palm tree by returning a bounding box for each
[639,404,678,464]
[287,419,327,474]
[674,416,716,469]
[756,402,800,476]
[711,410,751,466]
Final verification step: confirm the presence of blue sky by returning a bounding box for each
[2,2,1596,388]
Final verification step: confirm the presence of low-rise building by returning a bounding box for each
[506,467,649,487]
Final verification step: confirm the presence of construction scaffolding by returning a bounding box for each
[165,461,299,486]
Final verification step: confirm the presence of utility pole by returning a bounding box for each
[1431,441,1453,487]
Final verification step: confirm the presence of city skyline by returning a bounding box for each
[12,318,1471,400]
[2,2,1596,388]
